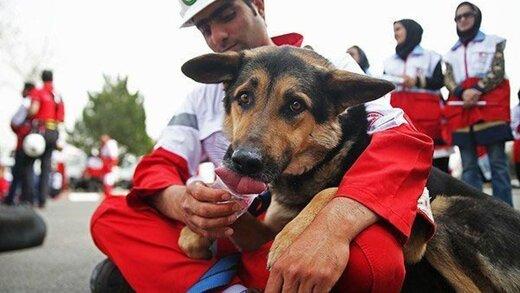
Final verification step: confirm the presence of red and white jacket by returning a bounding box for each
[100,139,119,174]
[444,32,510,130]
[383,46,443,142]
[128,34,434,241]
[32,82,65,127]
[445,32,504,84]
[10,95,34,150]
[511,104,520,163]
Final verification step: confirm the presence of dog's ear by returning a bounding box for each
[181,52,241,84]
[324,69,395,110]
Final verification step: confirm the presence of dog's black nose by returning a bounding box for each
[231,148,263,175]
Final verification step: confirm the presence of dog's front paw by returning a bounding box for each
[267,228,298,270]
[178,226,214,260]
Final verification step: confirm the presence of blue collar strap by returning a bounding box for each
[187,253,241,293]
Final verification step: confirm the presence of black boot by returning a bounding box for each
[90,258,134,293]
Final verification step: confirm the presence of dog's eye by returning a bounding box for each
[289,100,304,114]
[237,93,251,106]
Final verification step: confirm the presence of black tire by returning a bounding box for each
[90,258,134,293]
[0,205,46,252]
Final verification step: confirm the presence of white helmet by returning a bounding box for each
[23,133,46,158]
[178,0,218,28]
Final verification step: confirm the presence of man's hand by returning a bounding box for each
[266,228,350,292]
[462,88,482,108]
[265,197,378,292]
[151,182,242,239]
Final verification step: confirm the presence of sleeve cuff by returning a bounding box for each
[472,84,485,94]
[126,147,189,207]
[336,186,412,242]
[453,86,464,99]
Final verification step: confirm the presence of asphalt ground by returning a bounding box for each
[0,188,519,292]
[0,193,104,293]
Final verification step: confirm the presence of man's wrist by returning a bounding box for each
[320,197,378,243]
[150,185,185,222]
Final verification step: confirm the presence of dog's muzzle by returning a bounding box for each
[231,148,264,176]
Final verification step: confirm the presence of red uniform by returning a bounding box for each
[444,78,510,131]
[11,90,37,150]
[100,139,119,196]
[513,105,520,163]
[31,82,65,127]
[91,33,433,292]
[0,176,9,200]
[443,32,510,137]
[384,46,444,144]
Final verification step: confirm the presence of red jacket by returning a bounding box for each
[0,177,9,199]
[11,90,38,150]
[32,82,65,123]
[444,78,511,130]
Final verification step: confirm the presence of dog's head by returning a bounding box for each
[182,46,393,183]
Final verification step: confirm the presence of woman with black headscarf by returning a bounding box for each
[383,19,448,172]
[347,45,371,75]
[444,2,513,206]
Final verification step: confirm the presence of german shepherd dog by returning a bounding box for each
[180,46,520,292]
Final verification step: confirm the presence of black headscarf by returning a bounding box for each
[394,19,423,61]
[456,2,482,45]
[349,46,370,73]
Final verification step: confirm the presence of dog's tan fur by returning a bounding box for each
[267,187,337,269]
[403,196,451,264]
[179,227,213,260]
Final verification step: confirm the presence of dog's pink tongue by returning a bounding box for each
[215,167,267,194]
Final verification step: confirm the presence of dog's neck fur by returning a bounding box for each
[270,105,371,211]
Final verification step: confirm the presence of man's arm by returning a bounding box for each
[126,147,189,206]
[266,122,433,292]
[28,100,40,117]
[129,146,242,240]
[56,100,65,123]
[336,123,433,240]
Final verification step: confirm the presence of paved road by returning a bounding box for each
[0,193,105,293]
[0,189,519,292]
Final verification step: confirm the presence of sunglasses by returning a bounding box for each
[454,12,476,22]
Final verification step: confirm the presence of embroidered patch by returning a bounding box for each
[182,0,197,6]
[366,111,383,128]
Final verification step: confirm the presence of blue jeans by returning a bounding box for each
[459,141,513,206]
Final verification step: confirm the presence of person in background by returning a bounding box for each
[383,19,450,172]
[3,82,36,205]
[347,45,371,75]
[444,2,513,205]
[49,146,67,199]
[99,134,119,196]
[28,70,65,207]
[511,89,520,185]
[0,162,9,201]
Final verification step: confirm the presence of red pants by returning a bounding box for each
[91,196,405,292]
